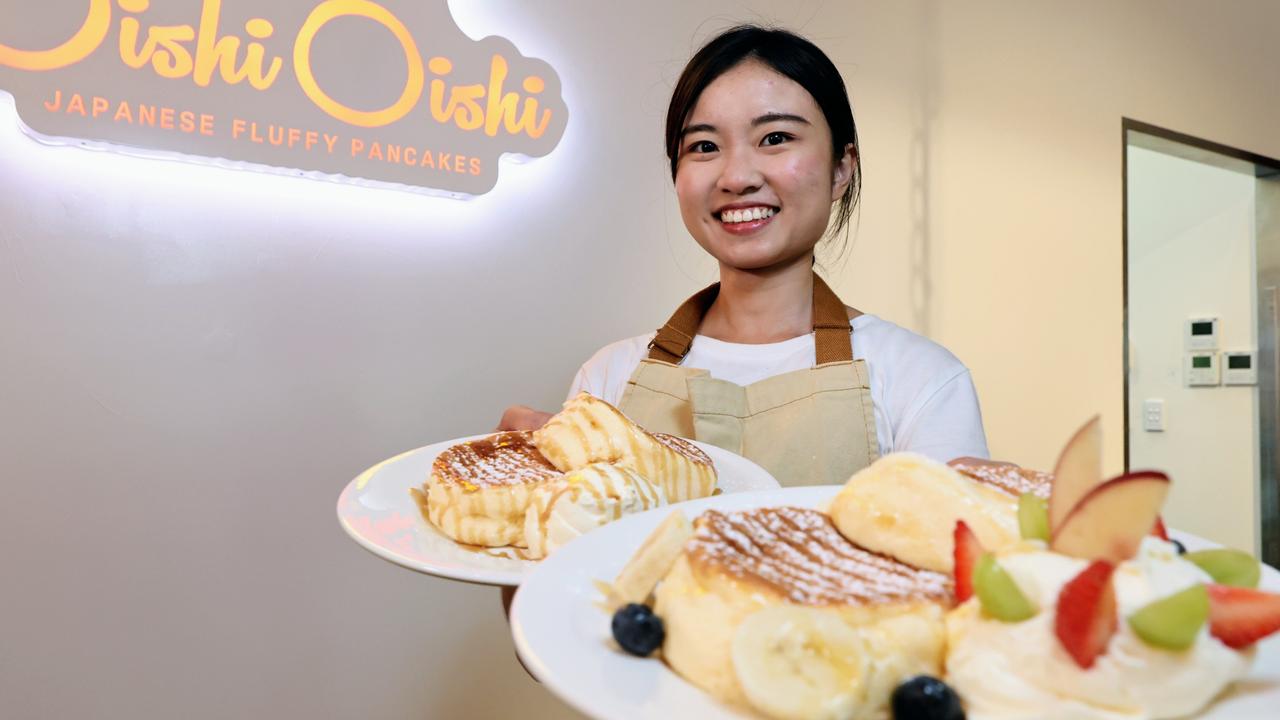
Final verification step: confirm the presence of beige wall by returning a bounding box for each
[4,1,1280,718]
[1127,145,1258,552]
[924,1,1280,474]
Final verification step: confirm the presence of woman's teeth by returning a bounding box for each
[719,207,776,223]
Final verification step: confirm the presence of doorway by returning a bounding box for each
[1124,119,1280,564]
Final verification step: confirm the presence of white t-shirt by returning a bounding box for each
[567,314,990,463]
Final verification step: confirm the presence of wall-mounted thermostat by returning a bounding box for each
[1185,316,1219,350]
[1185,351,1220,386]
[1222,350,1258,385]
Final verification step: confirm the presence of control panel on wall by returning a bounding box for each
[1184,316,1219,387]
[1185,351,1220,386]
[1180,316,1257,388]
[1185,316,1219,351]
[1223,350,1257,385]
[1150,317,1256,432]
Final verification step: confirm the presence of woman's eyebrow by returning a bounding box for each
[681,113,809,137]
[752,112,810,127]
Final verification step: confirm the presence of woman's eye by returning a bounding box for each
[762,132,792,147]
[687,140,717,154]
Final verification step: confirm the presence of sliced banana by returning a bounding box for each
[853,609,947,713]
[602,510,692,611]
[731,606,868,720]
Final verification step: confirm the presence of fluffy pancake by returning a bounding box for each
[425,431,561,547]
[685,507,949,605]
[829,453,1022,573]
[949,457,1051,499]
[649,432,717,502]
[533,392,717,501]
[653,507,949,712]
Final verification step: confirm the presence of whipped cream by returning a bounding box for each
[947,537,1252,720]
[522,462,666,558]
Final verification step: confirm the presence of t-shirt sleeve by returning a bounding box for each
[564,334,651,406]
[566,364,595,401]
[893,369,990,462]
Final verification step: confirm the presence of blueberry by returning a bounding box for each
[611,603,664,656]
[1171,539,1187,555]
[892,675,965,720]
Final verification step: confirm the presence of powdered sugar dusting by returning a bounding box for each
[951,460,1052,499]
[688,507,950,605]
[432,431,562,489]
[652,432,714,468]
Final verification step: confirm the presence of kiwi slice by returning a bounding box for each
[1183,549,1260,588]
[1018,493,1051,542]
[1128,584,1208,650]
[975,554,1037,621]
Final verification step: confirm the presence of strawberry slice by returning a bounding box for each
[1207,584,1280,649]
[1055,560,1118,668]
[1151,516,1169,541]
[953,520,983,604]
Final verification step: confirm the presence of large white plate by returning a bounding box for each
[510,486,1280,720]
[336,434,780,586]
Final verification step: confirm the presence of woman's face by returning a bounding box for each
[675,60,852,273]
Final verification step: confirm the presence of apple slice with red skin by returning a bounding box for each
[1049,416,1104,533]
[1051,471,1171,563]
[1151,516,1169,541]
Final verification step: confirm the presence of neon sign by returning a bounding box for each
[0,0,568,195]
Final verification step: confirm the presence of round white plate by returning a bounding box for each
[510,486,1280,720]
[336,434,780,586]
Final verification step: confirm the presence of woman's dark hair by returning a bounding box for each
[665,25,861,240]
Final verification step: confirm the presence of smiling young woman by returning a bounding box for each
[499,25,990,487]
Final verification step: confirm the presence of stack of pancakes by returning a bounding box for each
[424,393,717,556]
[654,507,951,715]
[628,453,1048,720]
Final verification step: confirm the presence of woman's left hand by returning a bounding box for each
[496,405,553,431]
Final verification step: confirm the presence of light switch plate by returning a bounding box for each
[1142,399,1165,432]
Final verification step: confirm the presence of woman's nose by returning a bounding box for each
[716,148,763,195]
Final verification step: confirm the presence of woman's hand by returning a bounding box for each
[497,405,553,431]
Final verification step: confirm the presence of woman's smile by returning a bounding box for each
[715,204,779,234]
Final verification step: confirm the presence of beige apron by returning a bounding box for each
[617,274,880,487]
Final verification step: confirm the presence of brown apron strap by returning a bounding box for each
[647,283,720,362]
[812,274,854,364]
[647,273,854,363]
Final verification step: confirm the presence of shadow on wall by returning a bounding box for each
[908,0,937,336]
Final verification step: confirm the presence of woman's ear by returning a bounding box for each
[831,143,855,201]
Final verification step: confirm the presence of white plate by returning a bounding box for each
[510,486,1280,720]
[336,434,780,586]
